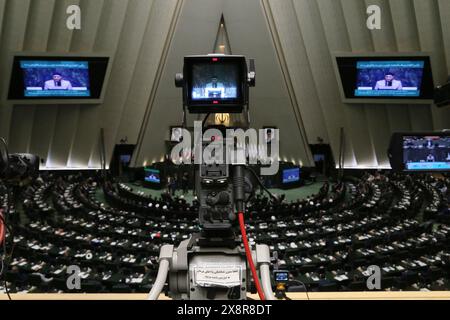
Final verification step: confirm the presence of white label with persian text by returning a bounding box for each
[193,266,242,288]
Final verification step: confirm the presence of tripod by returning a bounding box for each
[148,165,276,300]
[147,235,275,300]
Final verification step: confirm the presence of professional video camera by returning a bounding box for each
[0,137,39,251]
[388,72,450,170]
[148,55,276,301]
[179,55,257,239]
[388,131,450,172]
[195,135,253,240]
[0,138,40,181]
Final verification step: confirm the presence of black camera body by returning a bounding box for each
[1,138,40,181]
[195,137,254,240]
[388,132,450,172]
[197,160,235,234]
[435,77,450,108]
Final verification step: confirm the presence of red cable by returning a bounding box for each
[238,211,266,301]
[0,210,5,247]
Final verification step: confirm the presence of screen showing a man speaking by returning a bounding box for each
[282,168,301,184]
[190,62,239,100]
[21,60,91,97]
[355,61,425,97]
[403,136,450,171]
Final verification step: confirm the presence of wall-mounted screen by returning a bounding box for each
[8,55,109,102]
[282,168,301,184]
[335,55,434,103]
[314,154,325,162]
[120,155,132,164]
[355,61,424,97]
[144,168,161,184]
[21,60,91,97]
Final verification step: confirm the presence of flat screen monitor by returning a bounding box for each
[22,60,90,97]
[403,135,450,171]
[389,132,450,172]
[120,155,131,164]
[8,56,109,101]
[144,168,161,184]
[335,55,434,103]
[314,154,325,162]
[282,168,301,184]
[170,127,184,142]
[263,127,277,143]
[184,55,248,113]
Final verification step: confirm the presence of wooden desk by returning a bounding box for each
[1,292,449,300]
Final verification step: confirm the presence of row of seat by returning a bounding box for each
[1,172,449,293]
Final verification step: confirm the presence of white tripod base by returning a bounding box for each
[148,239,275,301]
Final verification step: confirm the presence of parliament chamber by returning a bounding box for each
[1,171,449,297]
[1,0,450,304]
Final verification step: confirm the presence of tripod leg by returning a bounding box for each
[148,259,170,300]
[255,245,276,300]
[147,245,174,300]
[260,263,276,300]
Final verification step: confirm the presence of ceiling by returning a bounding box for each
[0,0,449,170]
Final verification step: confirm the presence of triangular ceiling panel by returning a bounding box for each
[134,0,313,168]
[213,15,232,55]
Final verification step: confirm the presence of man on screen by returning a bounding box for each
[425,139,435,149]
[205,76,225,98]
[426,154,436,162]
[374,72,403,90]
[44,73,73,90]
[171,128,183,142]
[266,129,275,143]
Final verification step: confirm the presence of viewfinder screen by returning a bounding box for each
[190,62,239,100]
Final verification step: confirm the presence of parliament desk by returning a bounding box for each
[1,292,450,300]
